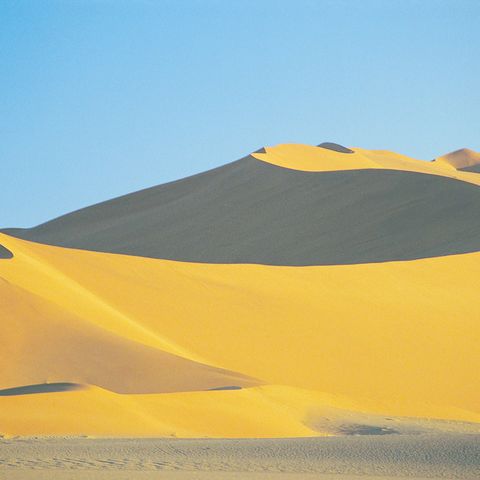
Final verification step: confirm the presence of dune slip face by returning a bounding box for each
[1,143,479,439]
[4,144,480,266]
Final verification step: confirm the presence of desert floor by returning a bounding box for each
[1,434,479,479]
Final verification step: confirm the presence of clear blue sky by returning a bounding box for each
[1,0,479,228]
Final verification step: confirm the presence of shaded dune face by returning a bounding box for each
[317,142,354,154]
[461,164,480,173]
[4,157,480,265]
[0,244,13,259]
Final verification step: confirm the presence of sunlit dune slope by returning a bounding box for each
[1,233,479,436]
[0,278,258,394]
[0,384,347,438]
[2,383,478,438]
[2,142,480,437]
[253,143,480,185]
[434,147,480,172]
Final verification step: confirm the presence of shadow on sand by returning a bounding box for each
[207,385,242,391]
[0,383,83,396]
[0,244,13,259]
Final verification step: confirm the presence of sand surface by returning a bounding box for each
[0,232,479,436]
[1,143,479,441]
[434,148,480,170]
[4,155,480,265]
[1,435,479,479]
[253,143,480,186]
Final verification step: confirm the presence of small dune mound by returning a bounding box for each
[434,148,480,171]
[0,244,13,259]
[317,142,354,154]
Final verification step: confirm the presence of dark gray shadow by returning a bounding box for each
[0,383,83,396]
[207,385,242,391]
[338,424,400,435]
[460,164,480,173]
[0,244,13,259]
[4,156,480,266]
[317,142,354,154]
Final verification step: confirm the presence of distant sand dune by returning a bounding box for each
[4,155,480,265]
[253,143,480,186]
[461,164,480,173]
[434,148,480,170]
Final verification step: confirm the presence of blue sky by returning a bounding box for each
[1,0,479,227]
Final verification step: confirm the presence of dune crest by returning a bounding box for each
[3,150,480,265]
[252,143,480,186]
[434,148,480,171]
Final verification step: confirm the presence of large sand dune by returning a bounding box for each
[0,229,479,437]
[4,148,480,265]
[1,143,479,443]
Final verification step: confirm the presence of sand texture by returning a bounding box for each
[4,152,480,265]
[1,435,479,479]
[0,230,479,436]
[1,142,479,480]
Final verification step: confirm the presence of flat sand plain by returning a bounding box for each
[1,434,479,479]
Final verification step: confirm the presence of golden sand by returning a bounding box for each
[1,232,479,437]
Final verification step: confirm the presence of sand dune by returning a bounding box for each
[2,381,477,438]
[4,151,480,265]
[434,147,480,170]
[253,143,480,186]
[1,142,479,442]
[0,276,257,395]
[0,231,479,436]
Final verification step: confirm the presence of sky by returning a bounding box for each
[1,0,479,228]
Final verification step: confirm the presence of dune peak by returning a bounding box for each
[435,147,480,171]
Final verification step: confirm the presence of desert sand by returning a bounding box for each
[253,143,480,185]
[1,434,479,479]
[1,143,479,477]
[4,148,480,265]
[0,230,480,436]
